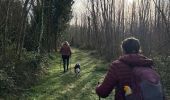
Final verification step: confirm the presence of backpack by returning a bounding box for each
[124,67,164,100]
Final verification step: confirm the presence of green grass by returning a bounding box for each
[19,49,115,100]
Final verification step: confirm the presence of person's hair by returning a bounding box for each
[121,37,141,54]
[63,41,70,46]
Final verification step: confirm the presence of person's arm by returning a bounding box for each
[96,63,118,98]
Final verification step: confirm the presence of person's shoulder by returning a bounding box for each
[111,60,122,65]
[110,60,122,69]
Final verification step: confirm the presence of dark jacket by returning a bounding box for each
[60,45,71,56]
[96,54,153,100]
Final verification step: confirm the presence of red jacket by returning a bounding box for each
[60,45,71,56]
[96,54,153,100]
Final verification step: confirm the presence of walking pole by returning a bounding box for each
[69,56,71,71]
[60,57,62,71]
[98,82,101,100]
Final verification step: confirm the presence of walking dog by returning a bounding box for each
[74,63,81,76]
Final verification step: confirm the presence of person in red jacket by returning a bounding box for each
[60,41,72,73]
[96,37,154,100]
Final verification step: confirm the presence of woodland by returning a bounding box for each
[0,0,169,99]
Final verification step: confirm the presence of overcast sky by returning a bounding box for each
[70,0,88,25]
[72,0,87,15]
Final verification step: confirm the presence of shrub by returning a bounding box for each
[0,70,15,96]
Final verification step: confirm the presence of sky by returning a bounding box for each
[72,0,87,15]
[70,0,88,25]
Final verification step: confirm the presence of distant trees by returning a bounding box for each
[27,0,74,53]
[0,0,74,59]
[69,0,170,60]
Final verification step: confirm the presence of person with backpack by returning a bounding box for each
[96,37,164,100]
[60,41,72,73]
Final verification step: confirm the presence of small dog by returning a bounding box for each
[74,63,81,76]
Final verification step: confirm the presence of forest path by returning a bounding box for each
[21,49,114,100]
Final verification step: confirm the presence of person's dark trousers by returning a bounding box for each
[62,55,70,72]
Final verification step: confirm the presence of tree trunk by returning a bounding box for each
[38,0,44,54]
